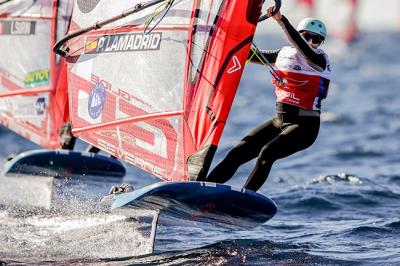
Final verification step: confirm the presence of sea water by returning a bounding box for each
[1,32,399,265]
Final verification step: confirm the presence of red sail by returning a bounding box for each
[63,0,263,181]
[0,0,73,148]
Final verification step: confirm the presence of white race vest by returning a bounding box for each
[273,46,331,111]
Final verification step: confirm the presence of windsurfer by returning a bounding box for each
[205,8,331,191]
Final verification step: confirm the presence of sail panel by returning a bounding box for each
[185,0,263,180]
[0,0,53,17]
[0,20,52,90]
[0,0,73,148]
[64,0,263,181]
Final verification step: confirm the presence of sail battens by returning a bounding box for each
[0,87,52,98]
[72,110,184,135]
[0,0,73,148]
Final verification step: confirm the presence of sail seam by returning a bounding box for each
[72,110,185,134]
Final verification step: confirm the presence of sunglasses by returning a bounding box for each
[301,31,324,44]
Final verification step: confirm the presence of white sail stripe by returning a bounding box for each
[73,110,184,134]
[135,121,168,159]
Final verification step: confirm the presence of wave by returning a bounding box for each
[385,220,400,229]
[273,173,400,218]
[321,112,355,125]
[311,173,363,185]
[389,175,400,185]
[95,239,358,266]
[346,225,392,237]
[283,196,341,212]
[335,147,384,159]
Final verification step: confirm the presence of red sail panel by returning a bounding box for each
[0,0,73,148]
[63,0,262,181]
[185,0,263,180]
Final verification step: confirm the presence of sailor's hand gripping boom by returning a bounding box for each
[259,0,282,22]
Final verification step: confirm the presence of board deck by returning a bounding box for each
[3,149,126,178]
[111,182,277,229]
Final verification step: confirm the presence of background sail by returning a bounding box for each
[64,0,263,181]
[0,0,73,148]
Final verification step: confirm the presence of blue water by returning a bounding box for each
[1,32,400,265]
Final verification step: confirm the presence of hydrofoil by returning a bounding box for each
[4,149,126,178]
[108,182,277,230]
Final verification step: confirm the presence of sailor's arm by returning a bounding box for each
[277,15,327,72]
[247,49,280,65]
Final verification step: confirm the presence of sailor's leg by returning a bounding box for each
[206,116,281,183]
[61,136,76,150]
[244,116,320,191]
[59,122,76,150]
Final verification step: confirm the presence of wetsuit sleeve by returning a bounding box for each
[278,15,327,72]
[247,49,281,65]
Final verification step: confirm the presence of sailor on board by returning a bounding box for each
[205,8,331,191]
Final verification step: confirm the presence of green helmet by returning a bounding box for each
[297,18,327,40]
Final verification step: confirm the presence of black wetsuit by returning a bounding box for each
[58,122,102,154]
[205,16,329,191]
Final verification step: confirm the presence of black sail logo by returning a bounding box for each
[77,0,101,13]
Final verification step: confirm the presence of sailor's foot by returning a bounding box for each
[108,183,134,194]
[100,183,134,204]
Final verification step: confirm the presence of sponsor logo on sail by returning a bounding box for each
[24,69,50,86]
[227,56,242,74]
[0,21,36,35]
[88,83,106,119]
[35,97,46,115]
[84,32,162,54]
